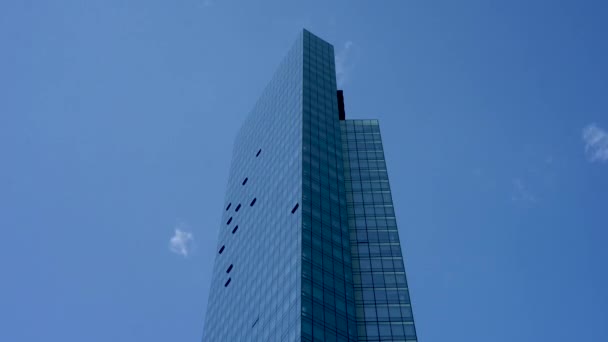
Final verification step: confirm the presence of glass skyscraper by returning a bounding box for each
[203,29,417,342]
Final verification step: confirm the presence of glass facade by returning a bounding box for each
[342,120,417,341]
[203,30,417,342]
[300,31,358,342]
[202,33,303,342]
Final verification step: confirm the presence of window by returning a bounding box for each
[242,177,248,185]
[226,264,233,273]
[232,225,239,234]
[250,198,257,206]
[227,217,232,225]
[224,278,231,287]
[218,245,225,254]
[256,149,261,157]
[225,203,231,211]
[291,203,299,214]
[235,204,241,212]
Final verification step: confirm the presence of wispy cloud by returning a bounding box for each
[169,226,194,257]
[511,178,537,204]
[335,41,355,88]
[202,0,213,7]
[583,123,608,163]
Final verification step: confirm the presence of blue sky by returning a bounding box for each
[1,0,608,341]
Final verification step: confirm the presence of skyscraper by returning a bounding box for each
[203,30,417,342]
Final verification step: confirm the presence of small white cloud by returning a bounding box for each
[335,41,355,88]
[169,228,194,257]
[511,178,537,204]
[583,123,608,163]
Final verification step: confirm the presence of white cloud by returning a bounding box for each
[511,178,537,204]
[335,41,355,88]
[583,123,608,163]
[169,228,194,257]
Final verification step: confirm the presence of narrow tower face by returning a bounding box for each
[203,30,417,342]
